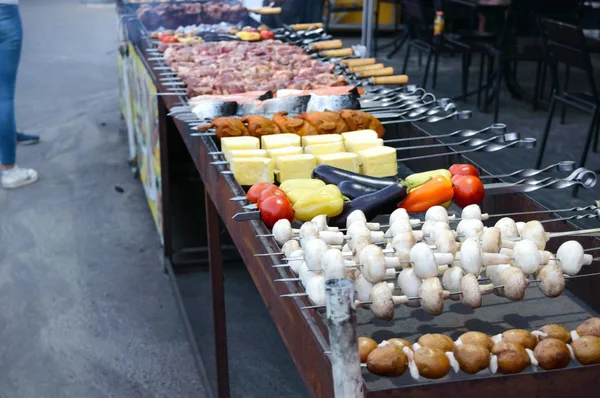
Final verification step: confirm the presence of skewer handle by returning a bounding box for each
[358,67,394,78]
[311,39,343,51]
[341,58,376,67]
[290,22,323,30]
[322,48,354,58]
[249,7,282,14]
[348,63,384,74]
[372,75,409,85]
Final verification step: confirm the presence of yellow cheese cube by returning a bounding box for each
[341,129,378,143]
[358,146,398,177]
[316,153,359,173]
[276,154,316,182]
[301,134,342,147]
[225,149,267,162]
[221,136,260,161]
[260,133,301,150]
[345,138,384,153]
[230,157,273,186]
[304,141,346,156]
[266,146,304,164]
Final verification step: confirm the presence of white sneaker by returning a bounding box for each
[1,166,38,189]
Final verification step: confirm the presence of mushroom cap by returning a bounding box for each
[534,338,571,370]
[460,273,483,308]
[288,249,305,274]
[304,239,328,270]
[387,338,412,351]
[419,277,445,316]
[369,282,395,321]
[499,266,528,301]
[459,332,494,351]
[273,219,293,245]
[414,347,451,379]
[491,341,530,374]
[298,262,315,287]
[460,238,482,276]
[520,220,548,250]
[453,344,491,374]
[494,217,519,239]
[538,324,571,344]
[572,335,600,365]
[391,231,416,258]
[461,204,483,220]
[456,219,484,241]
[556,240,586,276]
[512,239,541,275]
[397,268,422,308]
[442,266,464,301]
[502,329,537,350]
[282,240,301,258]
[355,273,374,302]
[389,208,410,226]
[515,221,525,235]
[435,230,459,256]
[418,334,454,352]
[481,227,502,253]
[425,206,450,223]
[359,337,378,363]
[360,244,386,283]
[576,318,600,338]
[366,345,408,376]
[388,218,413,237]
[429,221,451,242]
[299,221,319,245]
[410,242,439,279]
[346,210,367,229]
[537,263,565,298]
[322,248,345,279]
[305,275,326,306]
[347,222,371,251]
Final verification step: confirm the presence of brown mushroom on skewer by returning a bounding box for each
[533,338,571,370]
[453,344,491,374]
[359,337,378,363]
[572,335,600,365]
[366,345,408,377]
[491,341,530,374]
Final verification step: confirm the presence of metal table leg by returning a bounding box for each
[205,191,230,398]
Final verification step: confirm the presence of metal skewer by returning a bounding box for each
[480,160,576,179]
[383,123,507,143]
[295,271,600,310]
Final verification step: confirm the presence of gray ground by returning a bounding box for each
[2,2,599,398]
[0,1,205,397]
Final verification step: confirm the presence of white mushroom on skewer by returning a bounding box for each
[425,206,454,224]
[556,240,594,275]
[456,219,484,242]
[520,220,549,250]
[461,204,489,221]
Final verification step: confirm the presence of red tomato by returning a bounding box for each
[246,182,274,203]
[257,186,287,208]
[259,196,294,229]
[260,30,275,40]
[453,175,485,207]
[449,163,479,177]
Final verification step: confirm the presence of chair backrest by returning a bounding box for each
[400,0,431,39]
[539,17,599,100]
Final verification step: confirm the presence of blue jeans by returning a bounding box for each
[0,5,22,166]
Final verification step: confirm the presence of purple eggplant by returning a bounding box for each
[312,165,397,189]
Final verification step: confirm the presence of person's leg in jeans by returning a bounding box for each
[0,4,37,188]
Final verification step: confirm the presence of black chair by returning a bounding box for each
[398,0,482,95]
[478,0,548,122]
[536,18,600,170]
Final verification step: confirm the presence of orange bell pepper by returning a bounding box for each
[398,175,454,213]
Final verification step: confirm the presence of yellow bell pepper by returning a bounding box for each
[441,200,452,209]
[405,169,452,189]
[279,179,325,195]
[236,31,261,41]
[293,184,344,221]
[287,188,314,204]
